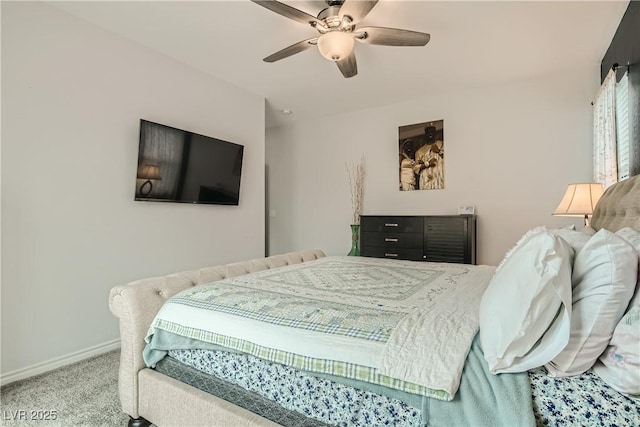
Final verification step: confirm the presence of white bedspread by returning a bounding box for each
[380,263,493,396]
[145,256,495,400]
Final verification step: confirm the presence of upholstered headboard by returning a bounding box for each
[591,174,640,232]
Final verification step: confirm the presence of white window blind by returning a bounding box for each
[615,71,630,181]
[593,69,618,188]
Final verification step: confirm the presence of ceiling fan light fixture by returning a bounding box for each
[317,31,354,61]
[252,0,430,78]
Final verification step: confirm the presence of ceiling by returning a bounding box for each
[50,0,628,128]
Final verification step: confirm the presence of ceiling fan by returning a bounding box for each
[252,0,430,78]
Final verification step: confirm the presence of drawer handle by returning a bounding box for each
[384,223,399,227]
[385,253,399,257]
[385,238,398,242]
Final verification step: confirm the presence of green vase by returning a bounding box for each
[348,224,360,256]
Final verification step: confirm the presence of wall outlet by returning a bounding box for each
[458,204,475,215]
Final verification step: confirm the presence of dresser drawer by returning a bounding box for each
[360,216,423,233]
[361,231,423,249]
[361,246,424,261]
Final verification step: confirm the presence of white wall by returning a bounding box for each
[267,70,598,265]
[1,2,265,376]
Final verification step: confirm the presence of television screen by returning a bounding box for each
[135,120,244,205]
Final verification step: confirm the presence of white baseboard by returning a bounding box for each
[1,339,121,386]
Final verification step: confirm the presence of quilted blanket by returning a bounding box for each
[144,256,495,400]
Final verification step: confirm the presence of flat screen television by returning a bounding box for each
[135,119,244,205]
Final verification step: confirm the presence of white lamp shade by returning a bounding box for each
[317,31,355,61]
[553,183,604,216]
[137,164,161,180]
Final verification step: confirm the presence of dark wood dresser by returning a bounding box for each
[360,215,477,264]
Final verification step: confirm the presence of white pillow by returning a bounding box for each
[593,227,640,397]
[480,229,573,374]
[616,228,640,285]
[553,228,592,252]
[494,225,546,273]
[615,227,640,257]
[616,228,640,286]
[545,229,637,377]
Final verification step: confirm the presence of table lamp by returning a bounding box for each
[552,183,604,227]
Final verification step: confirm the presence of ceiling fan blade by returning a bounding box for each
[356,26,430,46]
[336,50,358,78]
[339,0,379,25]
[263,38,317,63]
[252,0,326,29]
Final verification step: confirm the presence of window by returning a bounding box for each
[593,68,632,188]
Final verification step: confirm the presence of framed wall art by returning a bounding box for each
[399,120,444,191]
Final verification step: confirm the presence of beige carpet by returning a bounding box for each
[1,350,129,427]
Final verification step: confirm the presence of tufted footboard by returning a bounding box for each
[108,249,326,422]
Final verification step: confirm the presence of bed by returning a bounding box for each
[109,175,640,427]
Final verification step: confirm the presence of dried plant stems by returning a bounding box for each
[346,155,365,225]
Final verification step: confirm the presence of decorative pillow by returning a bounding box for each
[480,229,573,374]
[593,227,640,397]
[545,229,637,377]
